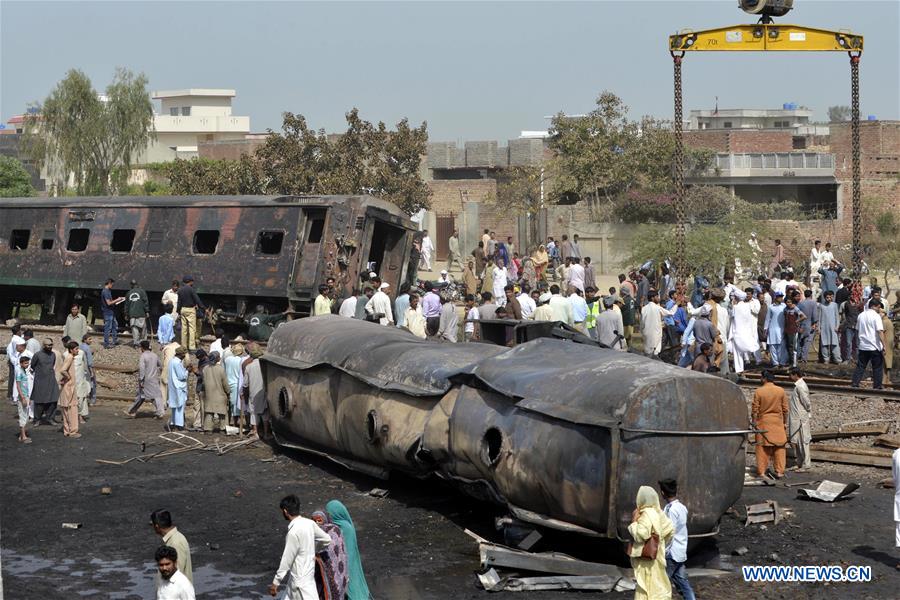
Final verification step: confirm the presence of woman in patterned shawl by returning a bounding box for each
[311,510,349,600]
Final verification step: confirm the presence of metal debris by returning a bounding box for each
[796,480,860,502]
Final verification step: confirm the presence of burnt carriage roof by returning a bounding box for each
[0,194,410,219]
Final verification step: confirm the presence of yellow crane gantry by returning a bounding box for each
[667,0,864,282]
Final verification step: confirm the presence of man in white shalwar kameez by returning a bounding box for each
[893,447,900,562]
[270,494,332,600]
[640,290,676,357]
[365,282,395,326]
[731,289,760,374]
[420,231,434,271]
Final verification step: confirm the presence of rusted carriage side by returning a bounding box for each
[0,194,415,324]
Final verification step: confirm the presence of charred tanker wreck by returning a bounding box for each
[261,316,750,540]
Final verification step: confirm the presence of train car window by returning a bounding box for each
[192,230,220,254]
[146,230,164,254]
[10,230,30,250]
[41,229,55,250]
[66,228,90,252]
[256,230,284,255]
[307,219,325,244]
[110,229,136,253]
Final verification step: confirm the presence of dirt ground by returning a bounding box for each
[1,392,898,600]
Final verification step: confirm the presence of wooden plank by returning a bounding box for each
[810,449,892,468]
[874,434,900,449]
[479,543,626,578]
[810,444,894,458]
[811,424,890,441]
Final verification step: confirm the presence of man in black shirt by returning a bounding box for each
[834,278,852,305]
[176,275,206,351]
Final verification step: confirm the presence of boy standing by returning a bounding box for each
[659,478,695,600]
[15,355,32,444]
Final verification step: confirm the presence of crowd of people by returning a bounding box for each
[147,496,371,600]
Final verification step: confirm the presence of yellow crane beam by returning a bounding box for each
[669,24,863,53]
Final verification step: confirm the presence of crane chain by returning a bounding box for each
[849,53,861,282]
[672,52,686,284]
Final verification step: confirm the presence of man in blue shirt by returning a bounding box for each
[100,278,124,349]
[660,478,696,600]
[158,303,176,345]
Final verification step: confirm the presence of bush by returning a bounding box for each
[0,155,35,197]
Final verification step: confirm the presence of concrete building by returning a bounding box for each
[689,106,814,131]
[140,89,251,163]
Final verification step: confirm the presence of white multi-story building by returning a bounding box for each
[140,89,250,163]
[689,106,814,131]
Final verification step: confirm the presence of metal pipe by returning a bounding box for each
[620,427,761,436]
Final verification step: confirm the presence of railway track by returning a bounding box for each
[737,377,900,401]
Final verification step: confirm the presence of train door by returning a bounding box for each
[292,207,328,290]
[365,219,407,291]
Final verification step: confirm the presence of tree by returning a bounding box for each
[863,205,900,296]
[490,166,549,251]
[166,109,431,215]
[627,194,771,280]
[23,68,155,195]
[827,105,851,123]
[0,156,35,197]
[547,92,713,220]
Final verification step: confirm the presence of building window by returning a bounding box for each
[192,230,220,254]
[41,229,54,250]
[110,229,136,253]
[723,121,733,128]
[256,230,284,255]
[67,228,90,252]
[181,106,191,116]
[169,107,179,116]
[9,229,30,250]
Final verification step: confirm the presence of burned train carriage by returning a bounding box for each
[0,195,415,323]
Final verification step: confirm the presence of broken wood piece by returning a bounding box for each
[811,423,890,441]
[479,543,627,578]
[873,434,900,449]
[810,444,894,458]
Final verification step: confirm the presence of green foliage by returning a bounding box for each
[864,205,900,295]
[121,180,172,196]
[23,68,155,196]
[0,156,35,197]
[546,91,714,219]
[165,109,431,215]
[627,193,771,277]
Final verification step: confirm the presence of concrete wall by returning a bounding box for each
[159,96,233,117]
[684,129,794,153]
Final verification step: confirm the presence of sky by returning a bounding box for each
[2,1,898,142]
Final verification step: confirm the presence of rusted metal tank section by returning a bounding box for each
[262,315,749,539]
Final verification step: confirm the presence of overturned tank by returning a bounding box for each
[261,316,749,539]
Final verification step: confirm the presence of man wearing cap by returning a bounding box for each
[167,346,189,431]
[597,296,625,350]
[242,348,268,439]
[30,338,60,425]
[365,282,394,326]
[201,351,230,433]
[818,290,842,364]
[533,292,555,322]
[125,280,150,347]
[6,325,25,404]
[176,276,206,352]
[438,270,452,285]
[764,291,788,366]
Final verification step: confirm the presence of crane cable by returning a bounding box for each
[672,51,686,283]
[849,52,862,282]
